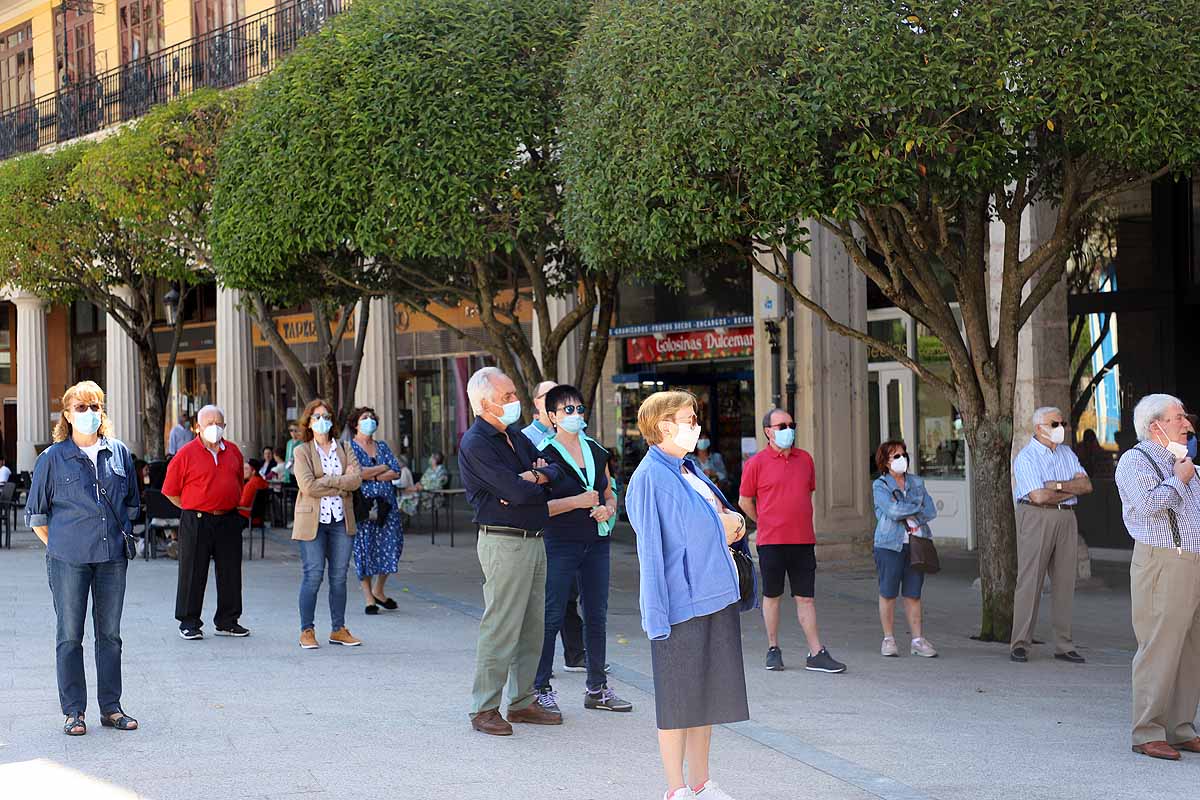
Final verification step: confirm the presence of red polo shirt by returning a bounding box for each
[739,445,816,545]
[162,437,245,513]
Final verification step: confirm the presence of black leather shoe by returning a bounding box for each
[1010,647,1028,663]
[1054,650,1085,664]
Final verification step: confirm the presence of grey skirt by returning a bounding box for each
[650,602,749,730]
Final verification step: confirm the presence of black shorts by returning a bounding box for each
[757,543,816,598]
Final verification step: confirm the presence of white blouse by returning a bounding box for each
[682,470,722,513]
[314,441,346,524]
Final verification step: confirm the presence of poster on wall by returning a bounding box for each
[625,326,754,364]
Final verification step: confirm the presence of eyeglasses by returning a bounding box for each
[672,415,698,426]
[556,404,586,415]
[1043,421,1065,429]
[768,422,797,431]
[72,403,101,413]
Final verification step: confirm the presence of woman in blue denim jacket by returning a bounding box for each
[872,440,938,659]
[626,390,755,800]
[25,381,141,736]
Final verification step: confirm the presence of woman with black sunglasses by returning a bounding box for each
[530,384,633,715]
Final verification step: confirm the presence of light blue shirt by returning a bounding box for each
[1115,441,1200,553]
[521,419,551,448]
[1012,437,1086,505]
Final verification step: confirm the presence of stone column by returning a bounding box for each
[12,293,50,472]
[216,287,257,454]
[355,296,400,451]
[105,287,144,456]
[783,227,874,550]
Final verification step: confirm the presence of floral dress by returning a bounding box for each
[349,439,403,580]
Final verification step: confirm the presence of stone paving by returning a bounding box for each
[0,521,1195,800]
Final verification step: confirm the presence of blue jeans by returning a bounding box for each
[536,538,611,692]
[46,555,128,716]
[298,521,353,632]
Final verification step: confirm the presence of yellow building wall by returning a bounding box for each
[164,0,194,49]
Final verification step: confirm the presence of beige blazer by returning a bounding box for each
[291,439,362,541]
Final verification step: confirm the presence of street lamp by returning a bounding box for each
[163,286,180,326]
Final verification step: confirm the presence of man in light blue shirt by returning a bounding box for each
[521,381,558,448]
[1009,406,1092,664]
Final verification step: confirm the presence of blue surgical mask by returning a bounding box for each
[558,414,587,434]
[311,417,333,435]
[1188,432,1197,460]
[498,401,522,426]
[773,427,795,449]
[697,438,711,451]
[74,410,102,436]
[359,418,378,436]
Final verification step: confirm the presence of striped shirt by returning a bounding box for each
[1012,437,1087,505]
[1114,441,1200,553]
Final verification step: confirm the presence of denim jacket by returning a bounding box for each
[25,437,141,564]
[626,445,757,640]
[872,473,936,552]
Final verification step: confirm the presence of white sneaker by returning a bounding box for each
[911,637,938,658]
[664,789,696,800]
[695,781,737,800]
[881,636,898,657]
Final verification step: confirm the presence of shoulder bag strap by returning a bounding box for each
[1131,446,1182,551]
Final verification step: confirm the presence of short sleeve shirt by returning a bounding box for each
[739,446,817,545]
[161,438,244,513]
[1011,438,1087,505]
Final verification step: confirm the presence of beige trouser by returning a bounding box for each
[1011,504,1078,653]
[1130,542,1200,746]
[470,531,546,717]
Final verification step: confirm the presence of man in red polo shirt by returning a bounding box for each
[740,408,846,674]
[163,404,248,640]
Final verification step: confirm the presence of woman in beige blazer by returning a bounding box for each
[292,398,363,650]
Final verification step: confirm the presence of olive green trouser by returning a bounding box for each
[470,531,546,717]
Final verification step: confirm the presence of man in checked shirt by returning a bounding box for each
[1115,394,1200,761]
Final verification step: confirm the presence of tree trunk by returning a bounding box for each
[247,293,318,404]
[137,344,167,459]
[966,416,1019,642]
[578,274,617,409]
[341,298,372,414]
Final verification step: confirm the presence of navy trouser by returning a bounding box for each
[536,538,611,692]
[47,555,128,716]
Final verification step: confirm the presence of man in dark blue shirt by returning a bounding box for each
[460,367,566,736]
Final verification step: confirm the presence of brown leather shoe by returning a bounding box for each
[328,627,362,647]
[1170,737,1200,753]
[299,629,319,649]
[506,702,563,725]
[1132,741,1181,760]
[471,709,513,736]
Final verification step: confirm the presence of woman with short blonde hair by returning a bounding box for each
[26,381,141,736]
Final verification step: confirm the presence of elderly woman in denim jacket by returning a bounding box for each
[872,439,938,659]
[626,390,756,800]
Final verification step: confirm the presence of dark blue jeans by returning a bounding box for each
[47,555,128,716]
[536,538,611,692]
[298,520,353,632]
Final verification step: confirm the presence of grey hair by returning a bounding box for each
[1031,406,1062,426]
[761,407,787,429]
[196,404,226,425]
[467,367,506,415]
[1133,393,1184,441]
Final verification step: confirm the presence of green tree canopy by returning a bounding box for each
[563,0,1200,638]
[212,0,617,411]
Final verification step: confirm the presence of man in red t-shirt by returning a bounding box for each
[740,408,846,674]
[162,404,247,640]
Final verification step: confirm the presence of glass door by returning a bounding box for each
[868,366,915,467]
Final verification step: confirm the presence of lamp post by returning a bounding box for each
[163,286,181,326]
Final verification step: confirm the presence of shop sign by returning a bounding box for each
[626,325,754,364]
[612,315,753,338]
[252,311,356,347]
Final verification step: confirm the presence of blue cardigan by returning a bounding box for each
[626,445,757,640]
[872,473,937,552]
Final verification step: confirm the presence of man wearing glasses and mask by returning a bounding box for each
[1010,406,1092,664]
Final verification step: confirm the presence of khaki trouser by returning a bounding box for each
[1011,504,1078,653]
[470,531,547,717]
[1130,542,1200,746]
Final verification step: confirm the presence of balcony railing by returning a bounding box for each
[0,0,346,160]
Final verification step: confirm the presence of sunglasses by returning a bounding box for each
[769,422,797,431]
[1043,421,1065,429]
[73,403,102,413]
[556,404,586,415]
[312,414,331,421]
[891,452,908,461]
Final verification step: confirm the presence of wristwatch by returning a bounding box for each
[1055,481,1063,491]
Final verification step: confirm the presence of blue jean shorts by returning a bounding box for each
[873,544,924,600]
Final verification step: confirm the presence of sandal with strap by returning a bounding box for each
[373,595,398,610]
[63,713,86,736]
[101,711,138,731]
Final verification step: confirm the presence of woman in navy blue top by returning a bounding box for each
[26,381,141,736]
[532,385,633,715]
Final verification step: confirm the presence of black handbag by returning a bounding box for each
[352,489,372,521]
[730,546,755,603]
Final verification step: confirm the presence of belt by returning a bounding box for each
[188,509,238,518]
[480,525,544,538]
[1018,500,1075,511]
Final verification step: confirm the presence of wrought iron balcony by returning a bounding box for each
[0,0,346,160]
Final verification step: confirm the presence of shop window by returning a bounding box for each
[914,319,966,479]
[182,283,218,323]
[71,300,106,385]
[617,257,751,328]
[0,22,34,112]
[867,317,907,363]
[0,302,13,384]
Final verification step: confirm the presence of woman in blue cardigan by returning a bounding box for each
[626,390,755,800]
[871,439,938,658]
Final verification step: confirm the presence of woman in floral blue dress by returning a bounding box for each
[347,407,404,615]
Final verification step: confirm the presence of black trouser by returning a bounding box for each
[560,576,586,665]
[175,510,243,631]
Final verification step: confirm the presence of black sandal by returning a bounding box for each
[373,595,398,610]
[101,711,138,731]
[63,713,86,736]
[365,604,379,615]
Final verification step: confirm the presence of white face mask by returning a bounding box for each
[202,424,225,444]
[671,422,702,453]
[1041,423,1066,445]
[1154,422,1189,459]
[891,456,908,474]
